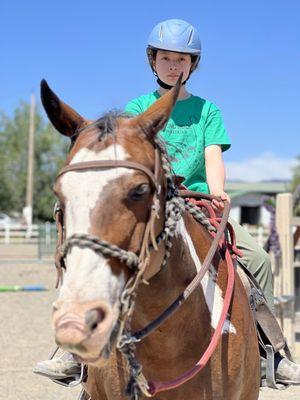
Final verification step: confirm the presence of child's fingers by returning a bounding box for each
[211,199,219,208]
[220,193,231,203]
[212,199,224,212]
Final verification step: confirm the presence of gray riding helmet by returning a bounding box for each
[147,19,201,73]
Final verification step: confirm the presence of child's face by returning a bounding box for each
[153,50,192,85]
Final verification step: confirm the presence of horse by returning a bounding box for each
[40,76,260,400]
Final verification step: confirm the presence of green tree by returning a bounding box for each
[291,156,300,216]
[0,101,68,221]
[291,156,300,191]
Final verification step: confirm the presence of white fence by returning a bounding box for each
[0,223,39,243]
[0,222,57,261]
[0,222,55,243]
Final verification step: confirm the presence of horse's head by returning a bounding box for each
[41,77,181,365]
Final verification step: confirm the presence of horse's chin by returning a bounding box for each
[70,322,119,367]
[73,352,109,367]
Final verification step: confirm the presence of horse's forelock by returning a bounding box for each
[68,111,134,152]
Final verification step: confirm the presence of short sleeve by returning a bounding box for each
[124,99,143,116]
[204,103,231,152]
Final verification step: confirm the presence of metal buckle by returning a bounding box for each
[53,201,61,220]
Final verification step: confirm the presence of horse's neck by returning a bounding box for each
[132,212,211,338]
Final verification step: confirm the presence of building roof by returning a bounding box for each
[225,181,290,198]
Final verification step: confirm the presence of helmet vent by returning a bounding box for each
[187,30,194,46]
[159,25,163,42]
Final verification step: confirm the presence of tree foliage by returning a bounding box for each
[291,156,300,216]
[291,156,300,191]
[0,101,68,221]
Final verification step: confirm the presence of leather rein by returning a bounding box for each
[53,147,237,397]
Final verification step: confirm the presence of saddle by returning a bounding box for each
[237,261,293,390]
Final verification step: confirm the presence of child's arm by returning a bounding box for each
[205,144,230,214]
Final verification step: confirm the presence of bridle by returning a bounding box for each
[53,146,164,283]
[53,139,239,399]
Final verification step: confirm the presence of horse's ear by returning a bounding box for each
[134,73,182,139]
[40,79,86,137]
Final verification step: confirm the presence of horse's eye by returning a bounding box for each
[129,184,151,201]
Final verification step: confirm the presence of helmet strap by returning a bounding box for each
[156,77,187,90]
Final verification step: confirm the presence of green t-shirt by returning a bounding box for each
[125,91,231,193]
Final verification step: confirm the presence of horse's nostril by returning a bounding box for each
[85,308,106,332]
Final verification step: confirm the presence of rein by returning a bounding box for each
[119,196,238,398]
[53,142,238,399]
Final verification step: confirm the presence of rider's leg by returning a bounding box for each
[228,217,274,312]
[229,217,300,384]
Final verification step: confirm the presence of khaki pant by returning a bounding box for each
[229,217,275,313]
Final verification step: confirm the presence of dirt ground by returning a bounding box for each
[0,244,80,400]
[1,243,300,400]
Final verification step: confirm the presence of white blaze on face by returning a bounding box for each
[57,144,132,307]
[176,219,236,334]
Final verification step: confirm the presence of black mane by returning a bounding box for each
[95,110,120,139]
[70,110,131,149]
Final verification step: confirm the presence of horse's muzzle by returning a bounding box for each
[52,300,115,363]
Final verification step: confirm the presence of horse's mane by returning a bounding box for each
[70,111,130,149]
[95,112,189,168]
[72,111,189,169]
[94,111,134,140]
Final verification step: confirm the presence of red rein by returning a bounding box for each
[147,199,237,395]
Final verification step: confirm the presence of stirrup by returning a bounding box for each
[77,388,91,400]
[260,345,290,390]
[47,347,87,388]
[50,363,86,387]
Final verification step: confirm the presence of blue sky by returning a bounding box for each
[1,0,299,181]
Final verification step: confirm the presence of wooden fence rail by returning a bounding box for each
[273,193,300,355]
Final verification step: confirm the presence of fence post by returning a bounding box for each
[38,224,42,261]
[4,223,10,244]
[45,222,51,246]
[276,193,295,351]
[257,226,263,247]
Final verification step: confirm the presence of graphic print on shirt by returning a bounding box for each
[160,115,205,183]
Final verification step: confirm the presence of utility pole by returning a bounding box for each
[23,93,35,237]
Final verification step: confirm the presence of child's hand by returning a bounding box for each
[211,191,231,216]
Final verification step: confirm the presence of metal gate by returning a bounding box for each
[38,222,57,260]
